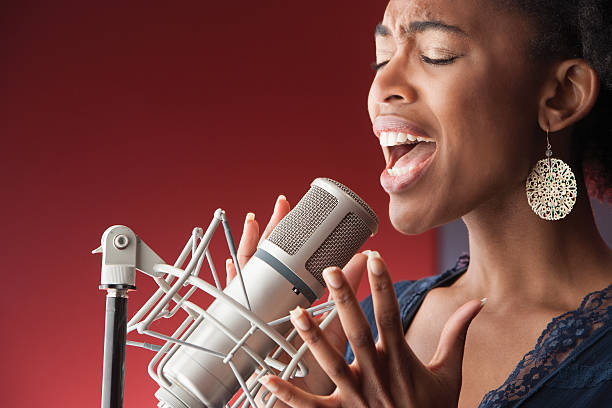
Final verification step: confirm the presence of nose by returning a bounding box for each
[369,56,418,107]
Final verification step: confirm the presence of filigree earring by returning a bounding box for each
[525,129,577,220]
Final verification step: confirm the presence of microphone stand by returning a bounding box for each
[93,226,166,408]
[91,206,339,408]
[100,285,130,408]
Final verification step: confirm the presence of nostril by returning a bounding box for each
[384,94,405,102]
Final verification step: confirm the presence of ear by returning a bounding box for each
[538,59,600,132]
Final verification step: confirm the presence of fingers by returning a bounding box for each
[366,251,406,352]
[236,195,289,271]
[236,195,289,270]
[259,194,291,243]
[236,212,259,269]
[323,267,378,373]
[323,253,368,354]
[259,375,332,408]
[225,258,237,285]
[366,250,421,403]
[233,195,290,280]
[331,253,368,299]
[427,298,487,382]
[289,307,357,392]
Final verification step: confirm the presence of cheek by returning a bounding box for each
[367,82,377,123]
[393,58,541,230]
[432,60,538,186]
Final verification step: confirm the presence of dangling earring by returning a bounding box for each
[525,128,577,220]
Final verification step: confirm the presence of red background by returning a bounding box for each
[1,1,437,406]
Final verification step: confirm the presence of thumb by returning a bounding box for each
[427,298,487,384]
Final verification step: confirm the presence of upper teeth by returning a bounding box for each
[379,131,434,147]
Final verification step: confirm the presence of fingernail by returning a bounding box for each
[258,375,279,392]
[274,195,286,210]
[367,251,384,275]
[245,212,255,224]
[323,267,343,289]
[226,258,233,267]
[480,297,488,307]
[290,307,312,331]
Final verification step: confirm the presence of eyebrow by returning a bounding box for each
[375,20,468,37]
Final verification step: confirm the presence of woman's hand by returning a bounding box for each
[224,194,291,286]
[258,251,485,407]
[225,195,369,401]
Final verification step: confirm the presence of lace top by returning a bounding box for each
[346,255,612,407]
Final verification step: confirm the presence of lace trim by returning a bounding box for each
[455,253,470,271]
[478,282,612,408]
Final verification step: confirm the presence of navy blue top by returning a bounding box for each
[345,255,612,407]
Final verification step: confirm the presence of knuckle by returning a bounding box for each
[333,290,355,306]
[328,360,350,379]
[238,251,253,263]
[279,388,296,403]
[377,311,400,331]
[237,247,254,258]
[347,330,373,349]
[302,331,321,345]
[371,278,391,293]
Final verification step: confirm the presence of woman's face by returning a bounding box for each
[368,0,545,233]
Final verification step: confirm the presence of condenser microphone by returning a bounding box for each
[154,178,378,408]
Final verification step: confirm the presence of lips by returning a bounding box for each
[372,116,431,139]
[373,116,437,193]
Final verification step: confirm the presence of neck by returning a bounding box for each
[460,184,612,310]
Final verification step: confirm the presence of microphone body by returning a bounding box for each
[155,178,378,408]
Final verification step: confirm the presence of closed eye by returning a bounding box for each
[372,55,460,71]
[371,60,390,71]
[420,55,460,65]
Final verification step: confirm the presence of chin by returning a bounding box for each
[388,202,434,235]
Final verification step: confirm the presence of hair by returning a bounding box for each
[498,0,612,203]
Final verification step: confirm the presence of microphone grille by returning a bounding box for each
[305,212,371,286]
[321,178,379,225]
[268,185,338,255]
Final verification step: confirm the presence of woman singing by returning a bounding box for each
[229,0,612,406]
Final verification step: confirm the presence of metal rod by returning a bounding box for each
[101,289,129,408]
[221,215,252,311]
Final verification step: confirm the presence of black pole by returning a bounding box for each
[101,288,129,408]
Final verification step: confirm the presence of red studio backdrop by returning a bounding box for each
[1,1,437,406]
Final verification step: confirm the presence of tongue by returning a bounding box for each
[394,142,436,170]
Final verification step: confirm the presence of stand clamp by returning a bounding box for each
[93,226,165,408]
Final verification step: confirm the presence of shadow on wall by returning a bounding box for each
[438,199,612,273]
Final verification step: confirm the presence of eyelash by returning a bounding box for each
[370,55,459,71]
[420,55,459,65]
[370,61,389,71]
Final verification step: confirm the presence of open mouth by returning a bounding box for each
[379,131,437,175]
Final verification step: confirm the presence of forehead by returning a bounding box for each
[382,0,497,37]
[379,0,539,73]
[385,0,442,21]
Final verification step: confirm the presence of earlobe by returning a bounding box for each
[538,59,600,132]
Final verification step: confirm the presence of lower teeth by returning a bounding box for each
[387,167,412,177]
